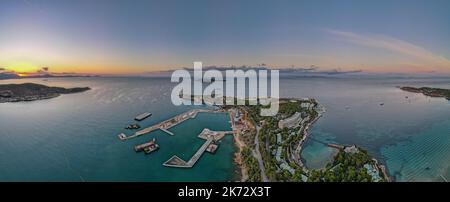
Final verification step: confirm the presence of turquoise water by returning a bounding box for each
[0,77,449,181]
[300,129,338,169]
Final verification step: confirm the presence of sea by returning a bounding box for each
[0,76,449,182]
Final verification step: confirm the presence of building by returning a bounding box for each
[280,162,295,175]
[301,102,311,109]
[344,145,359,154]
[276,133,283,145]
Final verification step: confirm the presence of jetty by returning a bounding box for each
[119,109,223,140]
[440,174,448,182]
[160,128,174,136]
[163,128,233,168]
[163,137,214,168]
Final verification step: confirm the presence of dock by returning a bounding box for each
[163,137,214,168]
[197,128,233,141]
[160,128,174,136]
[206,143,219,153]
[119,109,222,140]
[162,128,233,168]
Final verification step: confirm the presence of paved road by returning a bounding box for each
[253,126,269,182]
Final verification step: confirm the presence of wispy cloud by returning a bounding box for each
[326,29,450,72]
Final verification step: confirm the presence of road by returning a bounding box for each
[252,125,269,182]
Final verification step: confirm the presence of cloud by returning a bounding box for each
[326,29,450,72]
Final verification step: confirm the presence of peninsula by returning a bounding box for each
[227,98,389,182]
[114,96,389,182]
[0,83,90,103]
[400,86,450,100]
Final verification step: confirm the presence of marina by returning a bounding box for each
[119,109,224,140]
[117,108,234,168]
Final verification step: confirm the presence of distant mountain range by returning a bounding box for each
[0,73,20,80]
[137,66,450,79]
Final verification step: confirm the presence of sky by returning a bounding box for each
[1,0,450,75]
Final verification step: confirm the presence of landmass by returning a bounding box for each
[0,72,100,80]
[400,86,450,100]
[0,83,90,103]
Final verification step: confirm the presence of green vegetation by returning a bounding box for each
[0,83,90,103]
[400,86,450,100]
[236,98,384,182]
[279,101,302,117]
[242,99,319,182]
[241,147,261,182]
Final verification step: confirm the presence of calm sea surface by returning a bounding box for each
[0,77,449,182]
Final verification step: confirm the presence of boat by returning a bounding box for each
[135,112,152,121]
[125,123,141,130]
[134,138,158,152]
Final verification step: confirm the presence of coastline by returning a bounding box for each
[233,132,248,182]
[295,103,326,168]
[228,109,249,182]
[0,83,90,103]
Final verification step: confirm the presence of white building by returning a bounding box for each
[276,146,283,162]
[278,112,302,129]
[344,145,359,154]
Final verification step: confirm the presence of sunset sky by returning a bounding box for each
[1,0,450,75]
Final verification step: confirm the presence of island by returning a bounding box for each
[400,86,450,100]
[0,83,90,103]
[114,96,389,182]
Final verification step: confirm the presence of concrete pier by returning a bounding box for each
[160,128,174,136]
[162,128,233,168]
[120,109,221,140]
